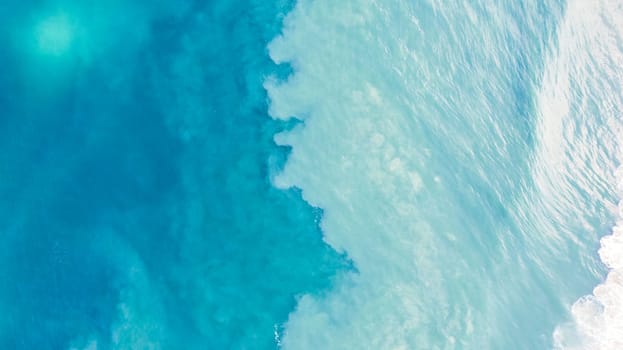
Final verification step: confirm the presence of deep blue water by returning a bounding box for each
[0,1,348,349]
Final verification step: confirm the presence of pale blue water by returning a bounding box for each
[1,0,623,349]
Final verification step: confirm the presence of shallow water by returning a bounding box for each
[267,0,623,348]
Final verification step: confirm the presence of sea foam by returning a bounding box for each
[268,0,623,348]
[535,0,623,349]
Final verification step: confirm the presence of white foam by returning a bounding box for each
[554,213,623,349]
[554,200,623,350]
[266,0,596,348]
[531,0,623,348]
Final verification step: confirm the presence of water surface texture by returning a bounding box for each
[1,0,623,349]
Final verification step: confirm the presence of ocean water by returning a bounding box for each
[0,1,349,349]
[1,0,622,349]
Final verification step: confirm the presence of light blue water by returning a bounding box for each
[267,0,623,348]
[2,0,623,349]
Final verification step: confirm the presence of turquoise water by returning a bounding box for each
[0,1,348,349]
[2,0,623,349]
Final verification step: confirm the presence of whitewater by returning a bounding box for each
[267,0,623,349]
